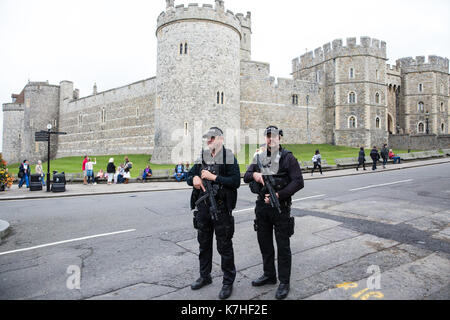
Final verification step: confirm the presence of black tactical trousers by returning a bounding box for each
[254,199,294,284]
[196,200,236,285]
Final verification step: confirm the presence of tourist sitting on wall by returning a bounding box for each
[94,169,105,184]
[116,164,126,184]
[35,160,46,186]
[389,149,401,164]
[173,163,185,182]
[142,165,153,182]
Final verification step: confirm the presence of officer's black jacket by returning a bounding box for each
[187,146,241,210]
[244,146,304,201]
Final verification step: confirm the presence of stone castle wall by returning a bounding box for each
[240,61,326,145]
[56,78,156,158]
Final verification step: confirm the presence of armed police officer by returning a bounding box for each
[187,127,241,300]
[244,125,304,299]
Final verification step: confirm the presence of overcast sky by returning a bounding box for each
[1,0,449,152]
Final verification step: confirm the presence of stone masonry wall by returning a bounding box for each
[56,78,156,158]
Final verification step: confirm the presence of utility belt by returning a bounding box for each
[256,196,292,208]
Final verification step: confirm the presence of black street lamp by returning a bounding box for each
[46,124,52,192]
[425,110,429,134]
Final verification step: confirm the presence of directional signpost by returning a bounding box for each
[35,125,67,192]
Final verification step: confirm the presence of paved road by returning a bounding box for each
[0,163,449,300]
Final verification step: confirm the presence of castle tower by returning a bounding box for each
[152,1,244,163]
[2,81,60,164]
[292,37,389,147]
[396,56,449,135]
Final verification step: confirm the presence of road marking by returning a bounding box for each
[0,229,136,256]
[233,194,326,213]
[292,194,326,202]
[349,179,413,192]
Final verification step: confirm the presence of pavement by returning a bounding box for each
[0,157,449,201]
[0,160,449,300]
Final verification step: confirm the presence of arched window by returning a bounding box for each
[349,68,354,79]
[441,102,444,112]
[418,102,424,113]
[180,43,183,55]
[418,122,424,133]
[217,91,220,104]
[184,42,188,54]
[184,122,188,136]
[292,94,298,105]
[348,92,356,104]
[375,92,380,104]
[306,95,310,105]
[348,116,357,128]
[221,92,224,104]
[418,83,423,93]
[442,123,445,133]
[375,117,380,129]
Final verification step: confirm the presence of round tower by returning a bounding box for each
[152,0,242,163]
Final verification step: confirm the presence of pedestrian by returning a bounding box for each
[380,143,389,169]
[35,160,46,186]
[82,155,88,185]
[356,147,366,171]
[244,125,304,300]
[85,157,96,184]
[18,159,31,188]
[106,158,116,185]
[311,149,322,176]
[187,127,241,300]
[370,146,380,170]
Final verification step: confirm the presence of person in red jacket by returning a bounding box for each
[82,155,88,185]
[388,149,401,164]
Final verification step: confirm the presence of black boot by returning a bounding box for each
[251,275,277,287]
[191,276,212,290]
[275,283,290,300]
[219,284,233,300]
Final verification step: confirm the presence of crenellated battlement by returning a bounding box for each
[396,55,449,74]
[292,36,387,72]
[386,63,401,76]
[157,1,250,38]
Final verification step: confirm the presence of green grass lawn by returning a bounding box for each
[5,144,423,178]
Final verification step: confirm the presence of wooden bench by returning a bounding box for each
[397,153,417,161]
[137,169,176,182]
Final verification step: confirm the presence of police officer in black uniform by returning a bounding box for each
[187,127,241,300]
[244,125,304,299]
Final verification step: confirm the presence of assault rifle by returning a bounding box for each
[256,154,282,214]
[194,165,219,221]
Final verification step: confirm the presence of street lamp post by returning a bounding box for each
[46,124,52,192]
[425,110,429,134]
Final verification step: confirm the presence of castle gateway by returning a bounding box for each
[2,0,449,164]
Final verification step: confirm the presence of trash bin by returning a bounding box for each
[51,172,66,192]
[30,174,43,191]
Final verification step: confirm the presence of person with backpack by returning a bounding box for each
[18,159,31,189]
[311,149,322,176]
[106,158,116,185]
[370,146,380,170]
